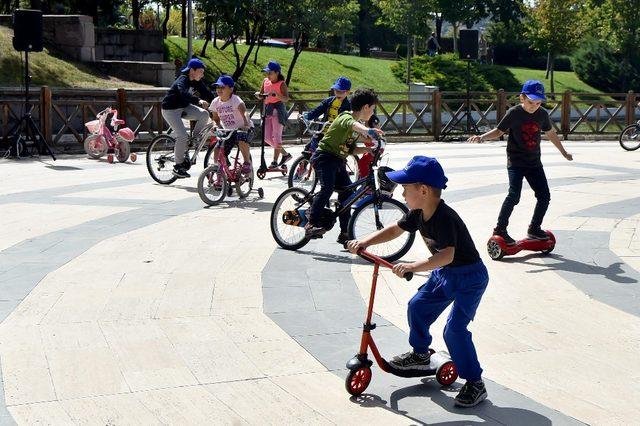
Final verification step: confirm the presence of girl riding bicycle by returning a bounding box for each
[209,75,253,175]
[255,60,292,168]
[161,58,213,179]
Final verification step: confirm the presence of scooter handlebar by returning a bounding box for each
[343,244,412,281]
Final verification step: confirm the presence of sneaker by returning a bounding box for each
[269,161,279,169]
[172,165,190,179]
[302,143,313,155]
[336,232,349,245]
[304,224,326,239]
[527,226,549,240]
[493,227,516,245]
[454,381,487,407]
[389,351,431,370]
[241,162,252,175]
[279,153,293,166]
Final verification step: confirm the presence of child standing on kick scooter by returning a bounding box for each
[209,75,253,175]
[255,60,292,168]
[347,156,490,407]
[302,76,352,153]
[305,88,383,244]
[468,80,573,244]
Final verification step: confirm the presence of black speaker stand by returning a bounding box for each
[464,59,479,135]
[3,51,56,161]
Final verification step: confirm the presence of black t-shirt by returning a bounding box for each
[162,74,214,110]
[398,200,480,267]
[497,105,552,168]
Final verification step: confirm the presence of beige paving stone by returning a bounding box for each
[205,378,331,424]
[99,272,171,321]
[61,393,161,425]
[235,338,326,377]
[1,347,56,405]
[9,400,74,425]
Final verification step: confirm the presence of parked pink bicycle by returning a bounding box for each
[84,107,137,163]
[197,128,264,205]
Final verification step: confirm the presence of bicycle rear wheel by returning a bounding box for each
[348,197,415,262]
[197,165,227,205]
[619,124,640,151]
[270,187,311,250]
[288,155,317,192]
[146,135,178,184]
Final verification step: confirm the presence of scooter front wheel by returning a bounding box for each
[436,361,458,386]
[487,239,505,260]
[346,367,372,396]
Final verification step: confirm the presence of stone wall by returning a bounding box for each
[95,29,164,62]
[0,14,95,61]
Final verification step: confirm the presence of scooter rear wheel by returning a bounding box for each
[345,367,372,396]
[436,361,458,386]
[487,239,505,260]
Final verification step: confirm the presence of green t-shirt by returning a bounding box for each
[318,111,357,159]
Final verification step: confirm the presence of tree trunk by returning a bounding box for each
[132,0,140,29]
[550,54,555,95]
[200,16,211,57]
[357,0,368,56]
[286,32,304,85]
[406,35,412,85]
[232,19,262,81]
[181,0,186,38]
[254,37,263,64]
[213,20,218,49]
[545,51,551,79]
[220,38,233,51]
[162,1,170,38]
[452,23,459,53]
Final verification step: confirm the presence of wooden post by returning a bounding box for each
[626,90,635,125]
[40,86,52,144]
[117,88,126,122]
[561,90,571,140]
[432,90,441,141]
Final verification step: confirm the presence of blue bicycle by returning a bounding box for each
[270,140,415,262]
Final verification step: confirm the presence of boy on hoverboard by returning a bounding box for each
[468,80,573,244]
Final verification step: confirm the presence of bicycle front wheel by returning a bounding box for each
[619,124,640,151]
[197,165,227,206]
[270,187,311,250]
[288,155,317,192]
[146,135,178,184]
[348,197,415,262]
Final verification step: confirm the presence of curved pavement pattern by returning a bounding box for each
[0,142,638,424]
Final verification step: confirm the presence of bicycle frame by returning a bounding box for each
[186,122,217,164]
[214,129,247,182]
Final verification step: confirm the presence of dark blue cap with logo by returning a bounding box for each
[181,58,205,73]
[214,75,234,87]
[262,60,281,73]
[521,80,546,101]
[331,76,351,91]
[386,155,448,189]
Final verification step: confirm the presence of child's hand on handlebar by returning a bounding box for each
[367,128,384,139]
[346,240,367,254]
[467,135,483,143]
[392,262,414,278]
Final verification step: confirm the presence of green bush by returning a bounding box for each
[392,53,521,92]
[572,38,640,93]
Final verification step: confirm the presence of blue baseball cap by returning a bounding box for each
[521,80,546,101]
[214,75,234,87]
[331,76,351,91]
[181,58,205,73]
[262,60,281,73]
[386,156,448,189]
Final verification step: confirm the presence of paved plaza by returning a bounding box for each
[0,141,638,425]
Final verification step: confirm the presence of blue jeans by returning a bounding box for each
[310,152,352,233]
[497,166,550,229]
[408,261,489,382]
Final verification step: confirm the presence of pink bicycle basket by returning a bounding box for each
[85,120,100,133]
[117,127,135,142]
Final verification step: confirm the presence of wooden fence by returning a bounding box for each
[1,87,637,148]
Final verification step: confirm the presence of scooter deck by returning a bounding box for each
[383,351,452,378]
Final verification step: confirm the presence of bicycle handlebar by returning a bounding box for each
[343,244,412,281]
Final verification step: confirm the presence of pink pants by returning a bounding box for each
[264,111,283,148]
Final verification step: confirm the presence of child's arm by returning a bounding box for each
[468,128,504,143]
[238,103,250,128]
[391,247,455,278]
[350,122,384,154]
[305,99,328,121]
[545,129,573,161]
[346,224,405,252]
[211,111,222,127]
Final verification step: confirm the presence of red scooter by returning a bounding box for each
[487,231,556,261]
[345,248,458,396]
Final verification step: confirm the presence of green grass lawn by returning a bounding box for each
[506,67,602,94]
[0,25,149,88]
[164,36,408,92]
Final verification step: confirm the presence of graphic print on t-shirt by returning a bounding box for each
[521,121,540,151]
[216,103,239,128]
